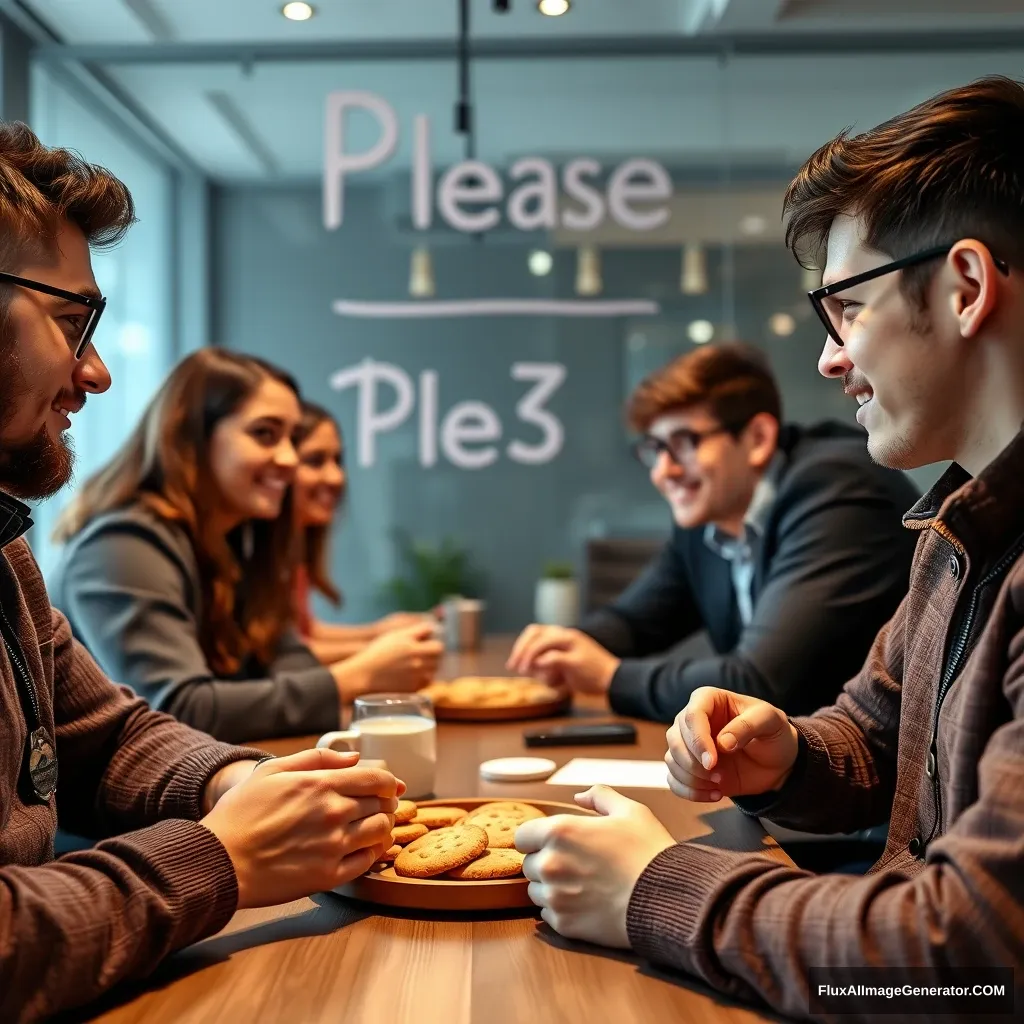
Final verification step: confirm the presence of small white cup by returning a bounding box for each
[318,693,437,798]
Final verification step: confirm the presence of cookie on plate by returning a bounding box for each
[391,823,429,846]
[471,801,546,822]
[412,806,467,829]
[393,823,488,878]
[394,800,418,824]
[446,849,526,880]
[462,812,521,849]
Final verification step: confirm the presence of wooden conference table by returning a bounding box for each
[82,638,792,1024]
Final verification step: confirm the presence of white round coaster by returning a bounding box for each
[479,757,557,782]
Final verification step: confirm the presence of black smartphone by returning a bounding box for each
[523,722,638,747]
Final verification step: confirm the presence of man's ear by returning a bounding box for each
[948,240,1001,339]
[741,412,779,471]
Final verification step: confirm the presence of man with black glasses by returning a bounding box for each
[0,122,401,1022]
[518,76,1024,1021]
[509,342,918,722]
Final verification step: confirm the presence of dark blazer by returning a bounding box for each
[49,503,340,744]
[582,422,921,722]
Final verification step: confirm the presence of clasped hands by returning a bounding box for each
[202,748,404,909]
[507,625,621,694]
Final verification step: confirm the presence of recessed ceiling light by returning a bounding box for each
[538,0,570,16]
[528,250,553,276]
[769,312,796,337]
[687,320,714,345]
[282,2,315,21]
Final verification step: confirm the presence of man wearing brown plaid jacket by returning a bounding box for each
[516,76,1024,1021]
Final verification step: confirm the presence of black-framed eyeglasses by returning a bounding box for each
[0,271,106,359]
[808,242,1011,348]
[633,424,739,469]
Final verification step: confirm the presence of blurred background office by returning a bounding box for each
[6,0,1024,630]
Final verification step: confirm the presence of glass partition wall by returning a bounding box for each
[27,65,176,579]
[24,39,1021,625]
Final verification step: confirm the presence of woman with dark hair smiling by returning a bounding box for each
[292,400,438,667]
[50,349,433,743]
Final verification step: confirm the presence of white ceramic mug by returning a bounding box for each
[317,692,437,799]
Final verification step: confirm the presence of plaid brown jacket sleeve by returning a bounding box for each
[625,589,1024,1021]
[732,592,907,834]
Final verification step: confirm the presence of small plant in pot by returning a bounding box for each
[534,560,579,627]
[380,531,482,613]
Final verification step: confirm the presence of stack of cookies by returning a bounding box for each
[419,677,562,710]
[373,800,546,881]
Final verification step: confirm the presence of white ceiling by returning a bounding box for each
[18,0,1024,182]
[23,0,1024,43]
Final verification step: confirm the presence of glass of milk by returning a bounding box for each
[317,693,437,799]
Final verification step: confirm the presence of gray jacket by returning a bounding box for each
[49,503,340,744]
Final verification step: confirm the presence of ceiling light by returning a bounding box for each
[769,312,796,337]
[281,2,315,21]
[687,320,714,345]
[528,250,553,276]
[538,0,570,15]
[740,214,767,236]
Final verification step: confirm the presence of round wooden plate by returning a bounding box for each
[335,798,593,912]
[431,689,572,722]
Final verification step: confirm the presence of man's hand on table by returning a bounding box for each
[201,748,405,908]
[507,625,620,695]
[516,785,675,949]
[664,686,799,802]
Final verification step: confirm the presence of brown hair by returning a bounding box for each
[295,401,343,606]
[626,343,782,434]
[784,76,1024,306]
[54,349,302,676]
[0,120,135,335]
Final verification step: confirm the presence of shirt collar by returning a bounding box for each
[0,492,34,549]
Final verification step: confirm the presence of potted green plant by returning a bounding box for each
[380,532,481,613]
[534,560,579,627]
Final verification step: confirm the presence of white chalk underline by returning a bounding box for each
[331,298,661,319]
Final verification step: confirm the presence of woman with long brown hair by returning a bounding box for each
[292,401,433,663]
[49,349,438,743]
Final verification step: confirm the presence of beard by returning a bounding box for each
[0,345,79,499]
[0,426,75,499]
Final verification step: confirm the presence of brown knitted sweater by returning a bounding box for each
[0,495,265,1023]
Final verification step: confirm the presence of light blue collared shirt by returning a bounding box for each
[702,453,784,626]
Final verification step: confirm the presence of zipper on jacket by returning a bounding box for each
[0,598,58,802]
[924,533,1024,845]
[0,602,40,729]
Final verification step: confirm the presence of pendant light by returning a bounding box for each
[409,247,436,298]
[575,245,602,296]
[681,243,709,295]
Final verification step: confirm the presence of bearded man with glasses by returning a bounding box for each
[0,122,403,1022]
[509,342,918,723]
